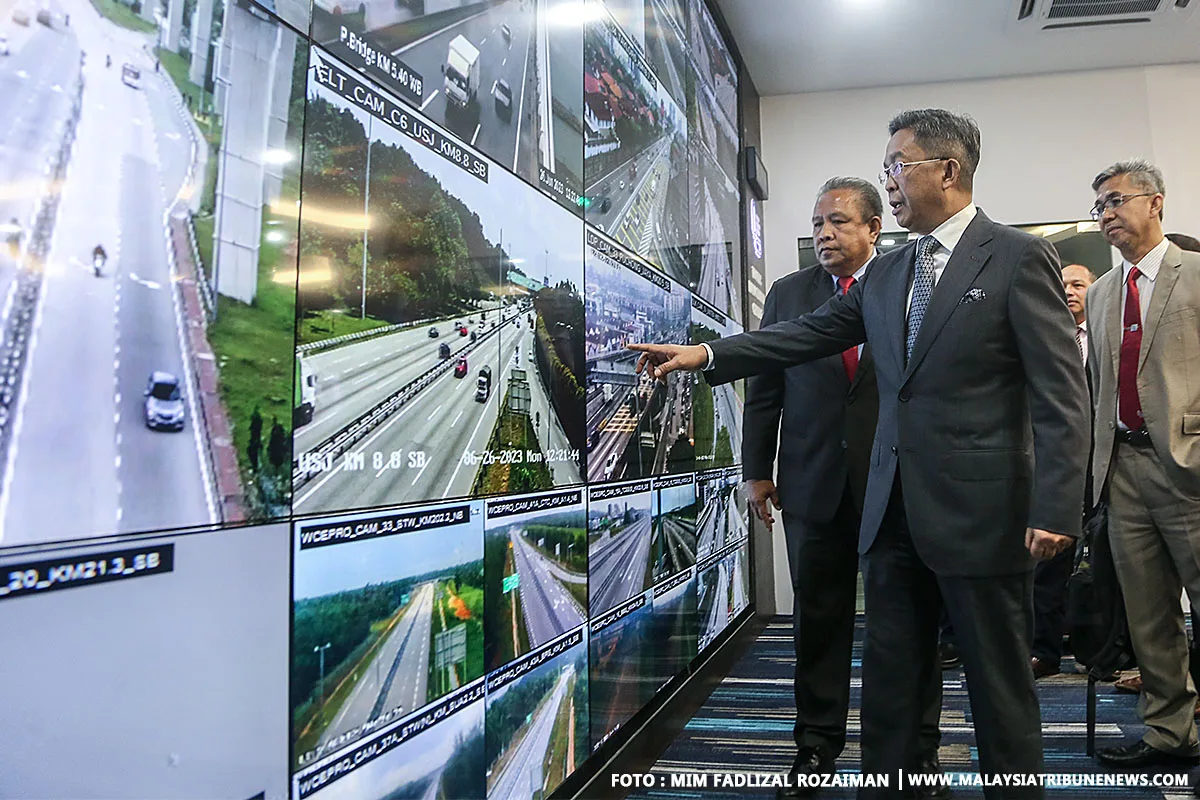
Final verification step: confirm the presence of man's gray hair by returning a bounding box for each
[1092,159,1165,220]
[817,176,883,221]
[888,109,981,190]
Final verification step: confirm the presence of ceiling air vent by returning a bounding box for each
[1012,0,1195,27]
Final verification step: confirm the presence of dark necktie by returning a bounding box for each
[906,236,939,363]
[1118,266,1143,431]
[838,275,858,382]
[1075,326,1086,364]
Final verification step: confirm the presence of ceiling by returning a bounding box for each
[713,0,1200,96]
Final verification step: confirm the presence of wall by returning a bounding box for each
[755,62,1200,613]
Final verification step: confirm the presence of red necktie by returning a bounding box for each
[838,276,858,382]
[1118,266,1143,430]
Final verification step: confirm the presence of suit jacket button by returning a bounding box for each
[1109,421,1115,429]
[899,391,911,402]
[891,445,898,455]
[841,440,848,449]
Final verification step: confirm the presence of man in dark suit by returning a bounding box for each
[630,109,1089,798]
[746,177,943,798]
[1031,264,1096,680]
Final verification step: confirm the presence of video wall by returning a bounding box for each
[0,0,749,797]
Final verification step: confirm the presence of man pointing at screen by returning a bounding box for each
[630,109,1089,798]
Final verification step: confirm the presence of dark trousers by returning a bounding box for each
[783,483,941,759]
[858,476,1043,799]
[1031,544,1076,666]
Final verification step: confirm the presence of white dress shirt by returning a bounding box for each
[1121,235,1169,322]
[906,203,978,313]
[1116,236,1169,429]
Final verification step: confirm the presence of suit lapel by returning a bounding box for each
[1106,265,1123,381]
[807,267,846,386]
[903,213,994,380]
[1138,243,1181,373]
[887,243,916,377]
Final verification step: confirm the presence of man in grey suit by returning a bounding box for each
[630,109,1089,798]
[1086,161,1200,768]
[745,177,943,798]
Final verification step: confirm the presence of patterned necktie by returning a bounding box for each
[1075,326,1086,364]
[838,276,858,381]
[1118,267,1143,430]
[905,235,939,362]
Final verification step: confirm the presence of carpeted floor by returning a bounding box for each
[630,617,1196,799]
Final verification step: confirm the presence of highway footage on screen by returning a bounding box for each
[691,296,743,469]
[291,49,585,515]
[0,0,302,548]
[486,629,588,800]
[583,0,689,283]
[485,489,587,671]
[307,0,584,215]
[585,230,691,482]
[587,479,653,617]
[291,500,485,773]
[0,523,290,798]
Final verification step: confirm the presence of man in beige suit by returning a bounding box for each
[1086,159,1200,768]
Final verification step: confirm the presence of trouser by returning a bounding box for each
[783,482,942,758]
[1108,440,1200,754]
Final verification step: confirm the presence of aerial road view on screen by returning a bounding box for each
[485,490,587,670]
[485,639,588,800]
[587,480,654,617]
[585,231,691,482]
[292,51,585,515]
[0,0,303,546]
[583,0,688,283]
[291,501,484,769]
[690,298,743,469]
[650,475,696,583]
[310,0,584,212]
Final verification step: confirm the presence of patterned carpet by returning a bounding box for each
[630,617,1197,799]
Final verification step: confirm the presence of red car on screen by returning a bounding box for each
[459,325,468,336]
[454,357,468,378]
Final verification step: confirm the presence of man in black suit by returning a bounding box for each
[1031,264,1095,680]
[630,109,1089,798]
[745,177,944,798]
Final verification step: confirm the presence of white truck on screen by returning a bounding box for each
[444,35,480,111]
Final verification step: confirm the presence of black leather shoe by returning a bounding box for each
[940,642,961,670]
[777,746,834,799]
[913,751,952,800]
[1097,739,1200,768]
[1031,656,1059,680]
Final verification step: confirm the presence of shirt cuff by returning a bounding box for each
[701,342,714,371]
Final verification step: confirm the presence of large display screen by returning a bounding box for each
[0,0,748,794]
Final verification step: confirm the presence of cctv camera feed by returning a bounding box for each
[484,489,587,671]
[650,472,695,583]
[696,534,747,653]
[587,478,654,618]
[645,556,697,693]
[485,629,588,800]
[291,48,585,516]
[585,229,692,483]
[295,680,486,800]
[588,586,655,750]
[306,0,584,215]
[583,0,689,283]
[291,500,485,772]
[685,0,741,322]
[690,296,743,470]
[0,523,289,799]
[0,0,303,548]
[695,465,746,559]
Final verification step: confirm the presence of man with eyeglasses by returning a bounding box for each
[1084,160,1200,769]
[628,108,1088,798]
[744,177,945,799]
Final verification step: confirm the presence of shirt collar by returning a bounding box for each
[1078,319,1087,333]
[1124,236,1169,282]
[926,203,978,255]
[831,250,875,289]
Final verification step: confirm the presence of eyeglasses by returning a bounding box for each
[1089,192,1156,220]
[878,158,951,185]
